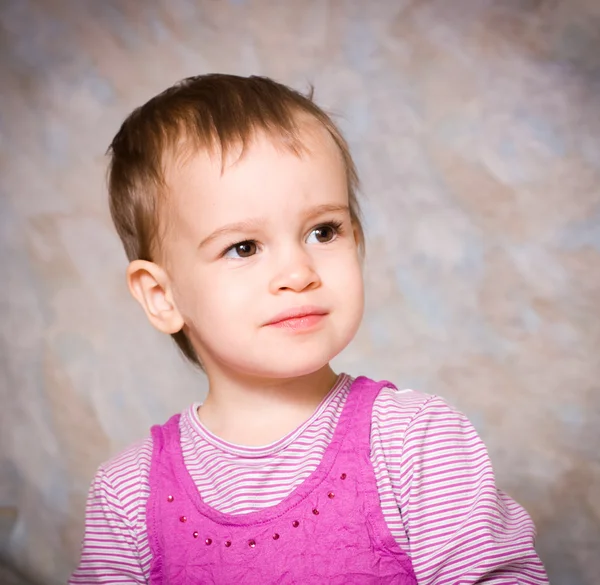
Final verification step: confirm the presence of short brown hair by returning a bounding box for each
[107,73,363,367]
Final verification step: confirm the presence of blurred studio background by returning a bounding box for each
[1,1,599,583]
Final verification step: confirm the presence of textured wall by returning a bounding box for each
[1,1,599,583]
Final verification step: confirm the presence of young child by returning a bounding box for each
[70,74,548,584]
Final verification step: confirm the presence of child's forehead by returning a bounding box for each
[165,123,346,203]
[162,123,347,227]
[170,113,341,173]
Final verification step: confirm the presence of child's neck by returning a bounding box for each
[197,365,339,447]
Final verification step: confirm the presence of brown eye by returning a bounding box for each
[235,242,256,257]
[225,241,257,258]
[308,225,337,244]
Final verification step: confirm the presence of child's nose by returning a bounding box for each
[269,250,321,294]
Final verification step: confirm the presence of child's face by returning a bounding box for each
[157,121,364,380]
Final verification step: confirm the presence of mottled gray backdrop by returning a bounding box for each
[1,1,599,583]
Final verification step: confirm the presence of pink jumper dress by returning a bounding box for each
[146,376,417,584]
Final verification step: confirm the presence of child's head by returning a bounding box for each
[108,74,365,380]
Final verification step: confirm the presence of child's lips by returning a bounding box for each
[264,306,329,329]
[267,313,327,331]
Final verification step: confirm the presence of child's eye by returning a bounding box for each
[306,222,342,244]
[224,241,257,259]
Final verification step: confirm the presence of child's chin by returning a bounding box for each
[271,356,338,379]
[251,356,334,380]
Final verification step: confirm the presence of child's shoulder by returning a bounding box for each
[93,435,154,498]
[372,384,468,436]
[93,409,190,494]
[81,435,156,547]
[375,385,435,410]
[374,384,456,417]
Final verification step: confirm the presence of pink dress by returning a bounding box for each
[146,377,417,584]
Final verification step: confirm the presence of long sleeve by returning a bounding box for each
[69,439,153,584]
[374,390,549,584]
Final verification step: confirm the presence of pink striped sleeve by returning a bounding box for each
[69,440,152,584]
[388,394,548,584]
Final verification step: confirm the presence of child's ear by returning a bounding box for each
[126,260,184,335]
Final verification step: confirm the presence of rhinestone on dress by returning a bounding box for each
[248,539,256,548]
[340,473,347,480]
[193,531,198,539]
[312,508,319,515]
[205,538,212,545]
[179,516,187,523]
[225,540,232,548]
[273,533,280,540]
[328,492,335,499]
[292,520,300,528]
[167,495,174,502]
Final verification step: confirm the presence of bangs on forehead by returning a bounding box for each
[169,111,312,174]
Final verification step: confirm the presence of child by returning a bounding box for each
[70,74,548,584]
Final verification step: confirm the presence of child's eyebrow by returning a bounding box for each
[198,219,264,249]
[304,204,349,221]
[198,204,349,250]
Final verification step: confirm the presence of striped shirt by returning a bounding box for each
[70,374,548,584]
